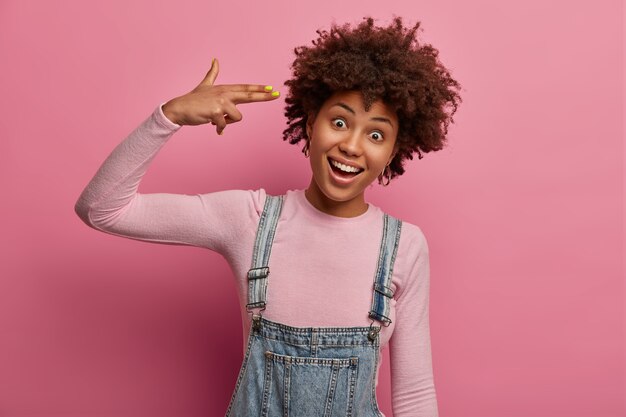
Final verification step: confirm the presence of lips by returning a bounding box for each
[326,157,364,185]
[327,156,364,171]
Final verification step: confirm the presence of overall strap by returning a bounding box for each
[368,213,402,327]
[246,194,284,315]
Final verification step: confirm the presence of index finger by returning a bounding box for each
[228,90,281,104]
[220,84,275,93]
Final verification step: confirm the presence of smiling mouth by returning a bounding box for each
[327,157,364,179]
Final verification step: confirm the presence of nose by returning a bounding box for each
[338,130,362,157]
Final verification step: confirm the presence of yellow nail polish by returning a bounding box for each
[264,85,273,92]
[271,91,280,97]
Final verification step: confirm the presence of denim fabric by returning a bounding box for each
[226,195,402,417]
[368,213,402,326]
[225,316,384,417]
[246,195,285,311]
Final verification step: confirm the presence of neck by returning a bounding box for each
[304,179,368,218]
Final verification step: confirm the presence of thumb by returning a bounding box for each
[200,58,219,86]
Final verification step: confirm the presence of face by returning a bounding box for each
[305,90,399,217]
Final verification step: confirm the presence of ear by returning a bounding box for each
[387,144,400,166]
[305,111,316,139]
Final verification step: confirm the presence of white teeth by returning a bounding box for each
[330,159,362,173]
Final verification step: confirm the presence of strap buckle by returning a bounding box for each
[368,319,381,342]
[247,302,266,332]
[247,266,270,280]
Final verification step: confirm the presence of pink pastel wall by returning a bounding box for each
[0,0,623,416]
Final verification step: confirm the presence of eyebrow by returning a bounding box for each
[331,102,394,127]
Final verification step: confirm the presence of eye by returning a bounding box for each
[369,131,384,141]
[332,118,347,129]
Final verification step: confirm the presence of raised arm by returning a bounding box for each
[74,59,278,252]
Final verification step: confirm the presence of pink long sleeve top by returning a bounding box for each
[74,103,438,417]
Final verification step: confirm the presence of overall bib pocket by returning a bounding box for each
[261,350,359,417]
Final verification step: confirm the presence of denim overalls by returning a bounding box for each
[225,194,402,417]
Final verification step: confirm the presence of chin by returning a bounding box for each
[320,183,365,203]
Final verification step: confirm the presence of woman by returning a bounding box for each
[76,17,462,417]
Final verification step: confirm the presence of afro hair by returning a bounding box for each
[283,16,463,182]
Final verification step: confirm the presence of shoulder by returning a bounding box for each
[378,210,429,259]
[398,219,429,257]
[383,215,430,300]
[367,202,430,261]
[198,188,267,216]
[200,188,304,221]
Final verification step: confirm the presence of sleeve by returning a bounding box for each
[74,102,266,254]
[388,225,439,417]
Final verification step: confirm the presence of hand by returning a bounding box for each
[162,58,280,134]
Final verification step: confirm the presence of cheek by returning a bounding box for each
[308,136,328,167]
[310,127,336,152]
[369,148,395,171]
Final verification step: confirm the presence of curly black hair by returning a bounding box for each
[283,17,463,183]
